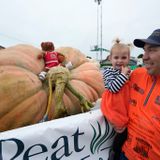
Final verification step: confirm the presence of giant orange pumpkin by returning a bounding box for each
[0,44,105,132]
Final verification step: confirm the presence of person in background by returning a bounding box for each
[101,38,132,160]
[0,45,5,50]
[137,53,143,67]
[108,29,160,160]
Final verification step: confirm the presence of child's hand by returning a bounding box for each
[121,66,131,77]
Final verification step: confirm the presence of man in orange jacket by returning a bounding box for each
[102,29,160,160]
[121,29,160,160]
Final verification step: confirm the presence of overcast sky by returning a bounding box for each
[0,0,160,60]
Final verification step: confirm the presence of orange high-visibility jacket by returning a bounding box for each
[123,67,160,160]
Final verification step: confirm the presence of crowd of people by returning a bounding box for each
[101,29,160,160]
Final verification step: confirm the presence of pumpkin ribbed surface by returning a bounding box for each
[0,45,105,132]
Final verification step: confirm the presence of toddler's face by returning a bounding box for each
[110,48,130,69]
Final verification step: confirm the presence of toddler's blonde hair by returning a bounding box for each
[110,38,133,55]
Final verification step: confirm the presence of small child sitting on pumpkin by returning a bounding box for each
[38,41,73,81]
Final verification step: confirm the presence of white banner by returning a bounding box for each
[0,109,115,160]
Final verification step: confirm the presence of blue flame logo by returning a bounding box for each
[90,117,115,154]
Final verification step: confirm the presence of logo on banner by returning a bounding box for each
[90,118,115,155]
[0,117,115,160]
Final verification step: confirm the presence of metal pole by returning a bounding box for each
[96,4,99,60]
[94,0,102,61]
[100,1,103,61]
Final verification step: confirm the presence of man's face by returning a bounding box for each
[143,44,160,76]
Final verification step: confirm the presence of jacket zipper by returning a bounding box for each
[143,77,157,106]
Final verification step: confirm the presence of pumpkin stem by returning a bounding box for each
[66,83,94,112]
[42,66,94,121]
[46,66,70,119]
[53,77,68,118]
[40,74,53,122]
